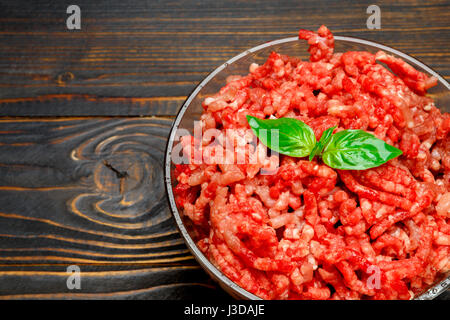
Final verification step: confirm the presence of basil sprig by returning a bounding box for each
[246,115,403,170]
[321,130,403,170]
[309,125,336,161]
[246,116,316,157]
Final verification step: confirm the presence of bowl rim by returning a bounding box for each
[164,35,450,300]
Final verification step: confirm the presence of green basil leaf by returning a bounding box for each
[309,126,336,161]
[246,115,316,157]
[322,129,403,170]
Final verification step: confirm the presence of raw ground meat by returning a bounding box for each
[173,25,450,300]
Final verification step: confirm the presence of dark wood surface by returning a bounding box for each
[0,0,448,299]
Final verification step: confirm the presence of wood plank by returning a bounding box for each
[0,265,230,300]
[0,115,235,299]
[0,117,190,265]
[0,0,448,116]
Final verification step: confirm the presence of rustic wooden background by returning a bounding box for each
[0,0,448,299]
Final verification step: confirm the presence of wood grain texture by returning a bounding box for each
[0,0,448,300]
[0,117,182,264]
[0,116,232,299]
[0,265,230,299]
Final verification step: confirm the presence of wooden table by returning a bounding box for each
[0,0,448,299]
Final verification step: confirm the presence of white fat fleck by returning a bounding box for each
[423,103,433,111]
[251,213,261,221]
[249,63,259,73]
[390,228,400,237]
[269,115,277,119]
[361,200,372,211]
[417,152,427,160]
[422,141,432,150]
[204,97,216,106]
[431,149,441,159]
[307,255,318,270]
[229,100,238,110]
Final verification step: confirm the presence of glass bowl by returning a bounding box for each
[164,35,450,300]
